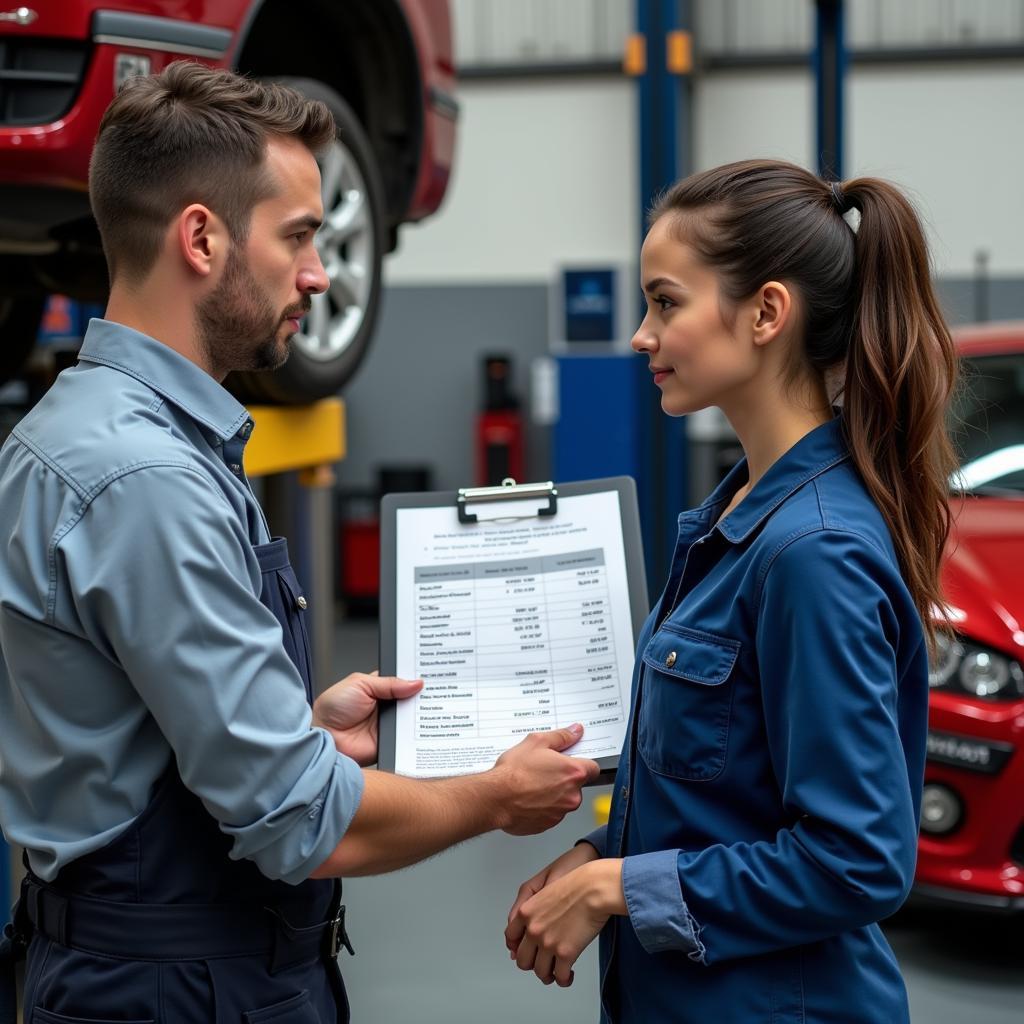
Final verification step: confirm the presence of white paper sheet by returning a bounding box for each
[393,491,635,777]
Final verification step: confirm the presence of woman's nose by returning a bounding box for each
[631,321,656,354]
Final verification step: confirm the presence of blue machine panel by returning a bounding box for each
[563,269,617,343]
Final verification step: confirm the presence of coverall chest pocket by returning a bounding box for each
[637,624,740,781]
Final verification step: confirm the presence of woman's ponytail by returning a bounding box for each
[840,178,959,650]
[652,160,958,651]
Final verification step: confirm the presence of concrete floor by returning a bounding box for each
[331,617,1024,1024]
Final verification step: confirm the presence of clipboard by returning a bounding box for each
[378,476,648,781]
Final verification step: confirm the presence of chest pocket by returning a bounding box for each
[637,624,740,781]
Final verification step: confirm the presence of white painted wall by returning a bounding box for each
[384,76,638,285]
[848,62,1024,275]
[385,60,1024,284]
[697,61,1024,275]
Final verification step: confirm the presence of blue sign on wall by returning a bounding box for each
[563,269,616,343]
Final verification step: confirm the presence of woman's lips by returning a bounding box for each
[652,368,672,384]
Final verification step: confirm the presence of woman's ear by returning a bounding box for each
[751,280,793,348]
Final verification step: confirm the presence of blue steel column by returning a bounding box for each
[1,836,8,913]
[814,0,846,179]
[635,0,693,597]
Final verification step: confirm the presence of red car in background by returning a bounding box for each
[915,322,1024,911]
[0,0,457,402]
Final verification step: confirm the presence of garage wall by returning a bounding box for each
[383,76,638,286]
[342,58,1024,491]
[386,61,1024,285]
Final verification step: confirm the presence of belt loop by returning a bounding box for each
[36,889,68,947]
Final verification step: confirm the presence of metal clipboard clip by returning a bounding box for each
[457,477,558,524]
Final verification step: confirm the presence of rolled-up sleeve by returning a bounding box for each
[58,463,362,884]
[622,849,705,958]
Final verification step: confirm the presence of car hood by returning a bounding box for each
[944,496,1024,654]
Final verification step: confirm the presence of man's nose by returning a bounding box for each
[300,250,329,295]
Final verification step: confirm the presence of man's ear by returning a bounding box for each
[176,204,226,278]
[751,280,793,348]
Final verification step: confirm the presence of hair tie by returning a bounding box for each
[829,180,846,214]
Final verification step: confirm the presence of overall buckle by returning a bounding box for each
[326,905,354,958]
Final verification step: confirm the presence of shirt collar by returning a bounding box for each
[77,318,250,442]
[697,416,850,544]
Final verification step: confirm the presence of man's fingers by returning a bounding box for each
[535,722,584,751]
[361,675,423,700]
[580,757,601,782]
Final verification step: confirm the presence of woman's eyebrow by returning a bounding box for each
[644,276,681,294]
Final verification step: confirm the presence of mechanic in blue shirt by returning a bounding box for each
[504,160,959,1022]
[0,64,597,1024]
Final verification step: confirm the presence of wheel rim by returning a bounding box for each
[295,138,377,363]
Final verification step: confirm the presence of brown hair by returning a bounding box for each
[651,159,958,650]
[89,61,335,285]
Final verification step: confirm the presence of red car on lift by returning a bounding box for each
[0,0,457,402]
[915,322,1024,911]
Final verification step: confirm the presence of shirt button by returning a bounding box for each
[240,420,254,437]
[229,462,241,475]
[297,596,308,610]
[665,651,677,668]
[307,804,321,820]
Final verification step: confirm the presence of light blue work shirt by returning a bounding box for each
[0,319,364,886]
[587,417,928,1023]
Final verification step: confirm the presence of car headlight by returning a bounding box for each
[929,634,1024,700]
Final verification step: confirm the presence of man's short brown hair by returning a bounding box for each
[89,62,335,285]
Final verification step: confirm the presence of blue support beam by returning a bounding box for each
[814,0,846,179]
[635,0,693,598]
[1,835,9,913]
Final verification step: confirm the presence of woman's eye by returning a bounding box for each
[655,295,673,312]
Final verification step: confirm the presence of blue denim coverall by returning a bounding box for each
[591,417,928,1023]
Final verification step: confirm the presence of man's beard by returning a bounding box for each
[196,247,308,379]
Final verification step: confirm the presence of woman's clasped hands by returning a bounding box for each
[504,842,626,988]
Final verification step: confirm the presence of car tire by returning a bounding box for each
[0,295,46,387]
[228,78,386,405]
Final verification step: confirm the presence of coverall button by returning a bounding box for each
[666,651,677,668]
[297,596,308,610]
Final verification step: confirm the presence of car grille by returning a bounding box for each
[1012,821,1024,869]
[0,38,89,126]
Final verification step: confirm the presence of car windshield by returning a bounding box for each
[951,352,1024,495]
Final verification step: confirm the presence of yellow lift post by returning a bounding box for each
[245,398,346,694]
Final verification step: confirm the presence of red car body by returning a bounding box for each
[0,0,457,399]
[0,0,455,239]
[914,323,1024,911]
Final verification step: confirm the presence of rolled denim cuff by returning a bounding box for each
[621,849,707,962]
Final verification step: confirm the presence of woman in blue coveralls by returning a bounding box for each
[504,159,959,1023]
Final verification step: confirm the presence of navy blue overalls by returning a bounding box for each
[1,538,351,1024]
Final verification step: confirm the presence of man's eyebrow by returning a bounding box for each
[282,215,322,233]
